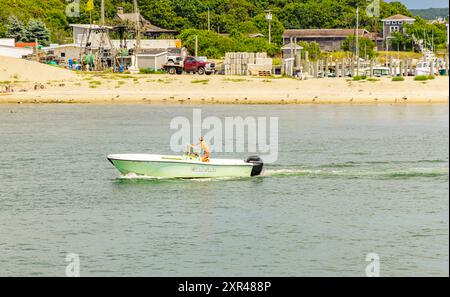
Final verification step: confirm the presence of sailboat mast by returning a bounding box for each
[356,7,360,76]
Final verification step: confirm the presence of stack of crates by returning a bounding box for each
[224,52,268,75]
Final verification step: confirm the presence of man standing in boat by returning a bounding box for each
[192,136,210,162]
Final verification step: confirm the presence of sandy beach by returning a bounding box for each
[1,56,448,104]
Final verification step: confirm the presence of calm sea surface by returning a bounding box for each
[0,104,448,276]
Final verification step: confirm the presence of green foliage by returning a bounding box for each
[392,76,405,81]
[0,0,68,43]
[0,0,417,47]
[5,16,51,45]
[410,8,449,20]
[139,68,166,74]
[26,19,51,46]
[414,75,429,81]
[6,16,27,42]
[402,17,448,51]
[342,36,378,59]
[179,29,279,58]
[299,41,322,61]
[353,75,367,81]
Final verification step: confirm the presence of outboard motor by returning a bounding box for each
[246,156,264,177]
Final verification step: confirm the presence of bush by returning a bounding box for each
[427,75,436,80]
[392,76,405,82]
[353,75,367,81]
[139,68,166,74]
[414,75,429,81]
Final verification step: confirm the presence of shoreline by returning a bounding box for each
[1,98,449,105]
[1,75,448,105]
[1,57,448,105]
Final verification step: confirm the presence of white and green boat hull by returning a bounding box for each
[107,154,263,179]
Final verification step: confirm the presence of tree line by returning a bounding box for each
[0,0,447,57]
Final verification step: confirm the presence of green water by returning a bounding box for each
[0,104,448,276]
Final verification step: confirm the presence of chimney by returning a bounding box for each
[117,7,124,15]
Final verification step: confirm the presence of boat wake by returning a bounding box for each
[115,158,448,182]
[263,166,449,180]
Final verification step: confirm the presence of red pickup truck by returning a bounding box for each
[163,56,215,75]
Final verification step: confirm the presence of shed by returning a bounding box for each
[281,43,303,58]
[50,44,84,64]
[136,49,168,70]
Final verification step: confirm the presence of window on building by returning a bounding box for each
[61,52,66,57]
[392,21,397,25]
[390,26,399,33]
[385,21,391,25]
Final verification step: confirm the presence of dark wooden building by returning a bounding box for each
[381,14,415,40]
[283,29,372,52]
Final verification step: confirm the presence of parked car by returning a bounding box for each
[163,56,215,75]
[165,48,185,65]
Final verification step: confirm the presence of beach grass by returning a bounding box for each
[223,78,249,82]
[353,75,367,81]
[139,68,166,75]
[191,79,209,84]
[89,80,102,86]
[414,75,430,81]
[392,76,405,82]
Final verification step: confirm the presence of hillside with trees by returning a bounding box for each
[410,8,449,20]
[0,0,413,42]
[0,0,446,57]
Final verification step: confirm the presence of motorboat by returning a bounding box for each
[107,146,263,179]
[415,61,437,76]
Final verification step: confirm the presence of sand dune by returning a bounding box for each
[0,56,77,82]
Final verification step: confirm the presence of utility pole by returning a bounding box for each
[101,0,105,26]
[208,7,211,31]
[35,38,39,62]
[195,35,198,57]
[133,0,141,70]
[265,10,272,45]
[356,7,360,76]
[133,0,141,54]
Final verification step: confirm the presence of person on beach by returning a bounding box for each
[192,136,210,162]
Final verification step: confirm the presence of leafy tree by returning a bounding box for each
[0,0,422,48]
[299,41,322,61]
[252,13,285,45]
[390,32,413,51]
[6,15,27,42]
[403,17,448,51]
[179,29,280,58]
